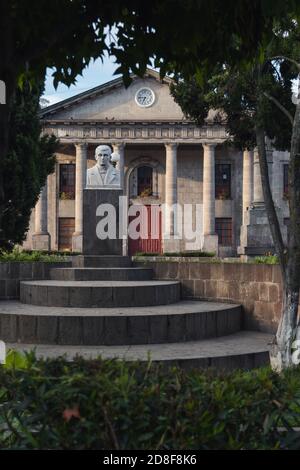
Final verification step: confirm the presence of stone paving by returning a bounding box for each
[7,331,272,370]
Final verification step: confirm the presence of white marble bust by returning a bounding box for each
[86,144,120,187]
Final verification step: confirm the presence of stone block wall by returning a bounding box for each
[134,258,285,333]
[0,261,71,300]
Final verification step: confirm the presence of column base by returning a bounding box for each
[32,233,50,251]
[163,237,181,253]
[72,232,83,253]
[202,234,218,255]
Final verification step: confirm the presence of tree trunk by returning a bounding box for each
[255,126,286,273]
[270,280,300,372]
[263,72,300,371]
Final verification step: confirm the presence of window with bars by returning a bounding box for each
[215,164,231,199]
[215,218,233,246]
[137,166,153,197]
[283,164,289,199]
[59,164,75,199]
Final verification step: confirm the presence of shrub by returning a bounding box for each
[0,351,300,450]
[134,251,215,258]
[254,255,279,264]
[0,248,74,262]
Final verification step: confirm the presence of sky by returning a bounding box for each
[43,54,120,105]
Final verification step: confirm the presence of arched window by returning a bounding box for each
[137,166,153,197]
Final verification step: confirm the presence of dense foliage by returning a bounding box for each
[0,248,72,262]
[2,83,57,250]
[170,21,300,151]
[134,251,215,257]
[1,351,300,450]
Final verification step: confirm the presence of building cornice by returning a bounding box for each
[42,120,229,145]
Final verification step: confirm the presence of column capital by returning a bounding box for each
[112,142,125,150]
[165,142,178,150]
[202,142,217,150]
[74,142,88,150]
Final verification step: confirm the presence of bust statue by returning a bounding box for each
[86,144,120,187]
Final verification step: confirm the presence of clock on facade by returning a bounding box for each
[135,87,155,107]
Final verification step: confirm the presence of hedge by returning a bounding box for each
[0,351,300,450]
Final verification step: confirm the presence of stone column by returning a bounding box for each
[112,142,125,189]
[253,148,264,205]
[242,149,253,224]
[202,143,218,254]
[72,142,87,252]
[164,143,180,252]
[32,181,50,250]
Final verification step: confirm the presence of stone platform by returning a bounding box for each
[2,255,272,370]
[0,300,242,345]
[7,332,272,371]
[20,280,180,308]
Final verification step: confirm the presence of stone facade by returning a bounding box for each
[22,69,290,256]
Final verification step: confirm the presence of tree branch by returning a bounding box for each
[268,56,300,72]
[263,91,294,125]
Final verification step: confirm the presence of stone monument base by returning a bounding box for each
[32,233,50,251]
[238,203,285,256]
[83,188,123,255]
[72,232,83,252]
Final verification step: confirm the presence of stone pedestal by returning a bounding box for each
[239,148,278,256]
[83,189,123,255]
[238,204,275,255]
[32,233,51,251]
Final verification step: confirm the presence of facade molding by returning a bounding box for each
[42,122,228,144]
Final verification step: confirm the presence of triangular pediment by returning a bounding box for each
[41,69,185,122]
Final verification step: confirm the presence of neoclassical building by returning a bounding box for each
[23,69,290,257]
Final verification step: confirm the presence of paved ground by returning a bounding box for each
[0,300,241,317]
[7,331,272,361]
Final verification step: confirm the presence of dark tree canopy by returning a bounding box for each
[170,30,298,152]
[2,0,300,89]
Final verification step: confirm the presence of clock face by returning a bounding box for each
[135,88,155,107]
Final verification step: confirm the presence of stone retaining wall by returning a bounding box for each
[134,258,284,333]
[0,261,71,300]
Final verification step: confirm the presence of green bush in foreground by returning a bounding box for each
[0,351,300,450]
[134,251,215,258]
[0,248,72,262]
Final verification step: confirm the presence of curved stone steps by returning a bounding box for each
[72,255,132,268]
[0,300,241,345]
[50,267,153,281]
[20,280,180,308]
[6,331,272,371]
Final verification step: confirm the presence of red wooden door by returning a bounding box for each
[128,205,162,255]
[58,218,75,251]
